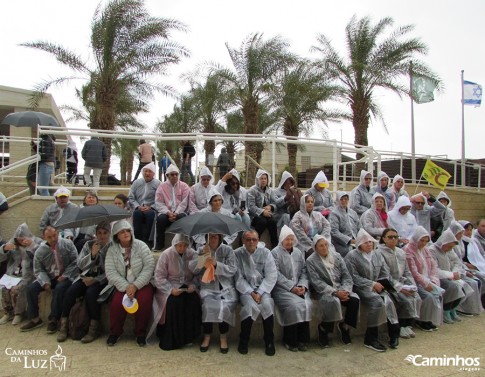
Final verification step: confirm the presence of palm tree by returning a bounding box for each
[269,60,345,176]
[22,0,189,179]
[215,33,294,179]
[312,15,440,157]
[112,136,140,184]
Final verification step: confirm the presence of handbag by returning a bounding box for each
[97,285,115,304]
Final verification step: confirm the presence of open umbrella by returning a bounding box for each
[1,111,59,127]
[166,212,249,237]
[55,204,131,230]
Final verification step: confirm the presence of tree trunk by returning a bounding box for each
[351,97,370,161]
[242,98,260,183]
[283,117,298,178]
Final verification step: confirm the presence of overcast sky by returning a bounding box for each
[1,0,484,161]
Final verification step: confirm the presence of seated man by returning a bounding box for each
[154,164,192,251]
[20,226,78,333]
[128,162,160,247]
[234,230,277,356]
[39,186,78,240]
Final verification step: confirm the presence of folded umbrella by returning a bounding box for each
[166,212,249,237]
[55,204,131,230]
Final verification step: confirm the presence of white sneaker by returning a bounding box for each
[12,315,23,326]
[0,314,13,325]
[406,326,416,338]
[400,327,410,339]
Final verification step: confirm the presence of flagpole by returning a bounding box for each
[410,63,416,183]
[461,70,466,187]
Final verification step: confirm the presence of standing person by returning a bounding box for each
[271,226,312,352]
[306,235,359,348]
[20,227,78,333]
[158,151,171,181]
[152,234,201,351]
[350,170,373,216]
[306,170,333,217]
[181,141,195,185]
[0,224,42,325]
[345,229,400,352]
[216,148,231,180]
[128,162,160,248]
[133,140,155,181]
[63,142,78,184]
[81,136,107,187]
[31,134,56,196]
[235,230,277,356]
[104,220,155,347]
[189,233,237,354]
[389,175,409,210]
[57,222,111,343]
[329,192,361,257]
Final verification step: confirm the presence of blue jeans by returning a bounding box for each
[38,162,54,196]
[26,279,72,320]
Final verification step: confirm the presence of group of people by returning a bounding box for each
[1,168,484,356]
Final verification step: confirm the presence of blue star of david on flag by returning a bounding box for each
[463,80,482,106]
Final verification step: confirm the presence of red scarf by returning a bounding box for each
[376,209,388,227]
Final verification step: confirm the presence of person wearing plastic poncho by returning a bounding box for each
[344,228,400,352]
[434,191,455,232]
[247,169,279,249]
[104,220,154,347]
[189,166,216,212]
[370,171,395,210]
[389,174,409,211]
[404,226,443,331]
[350,170,373,216]
[192,189,238,249]
[290,193,330,258]
[306,170,333,217]
[472,219,485,256]
[361,192,389,239]
[427,229,467,324]
[215,168,250,227]
[39,186,79,240]
[189,232,237,354]
[388,196,417,246]
[0,223,42,325]
[270,226,312,352]
[234,229,277,356]
[273,171,302,229]
[329,192,361,257]
[306,235,359,348]
[410,192,446,237]
[376,228,421,340]
[150,234,201,351]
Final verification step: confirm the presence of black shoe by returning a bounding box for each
[237,341,248,355]
[46,320,58,334]
[297,342,308,352]
[338,322,352,345]
[364,340,387,352]
[107,334,119,346]
[415,321,433,332]
[136,336,146,347]
[389,337,399,349]
[265,342,276,356]
[283,342,298,352]
[429,323,438,331]
[220,347,229,354]
[317,325,329,348]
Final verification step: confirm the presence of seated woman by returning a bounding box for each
[216,169,250,227]
[273,171,302,227]
[189,233,237,354]
[74,190,99,252]
[361,193,389,239]
[114,193,131,212]
[306,235,359,348]
[404,226,443,331]
[306,170,333,217]
[345,229,400,352]
[0,223,42,325]
[376,228,420,339]
[329,192,361,257]
[105,220,154,347]
[388,196,417,246]
[57,222,111,343]
[371,171,395,210]
[290,194,330,258]
[152,234,201,351]
[271,226,312,352]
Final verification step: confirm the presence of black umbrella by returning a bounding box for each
[166,212,249,237]
[55,204,131,230]
[1,111,60,127]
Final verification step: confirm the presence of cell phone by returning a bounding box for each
[240,200,246,211]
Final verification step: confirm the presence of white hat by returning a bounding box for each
[54,186,71,197]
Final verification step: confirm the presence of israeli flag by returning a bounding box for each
[463,80,482,106]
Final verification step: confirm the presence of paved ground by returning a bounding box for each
[0,313,483,377]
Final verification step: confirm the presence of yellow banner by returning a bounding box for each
[421,159,451,190]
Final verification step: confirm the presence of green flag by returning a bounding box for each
[412,75,437,104]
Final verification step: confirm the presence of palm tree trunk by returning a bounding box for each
[283,117,298,178]
[351,100,370,161]
[242,99,260,183]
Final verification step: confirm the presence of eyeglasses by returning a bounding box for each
[244,238,259,242]
[386,235,399,239]
[168,173,179,177]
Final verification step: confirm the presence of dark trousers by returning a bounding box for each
[133,162,150,181]
[26,279,72,320]
[61,279,105,320]
[66,162,77,182]
[240,315,274,346]
[283,322,310,347]
[251,215,278,249]
[341,295,360,328]
[155,213,187,249]
[202,321,229,335]
[133,209,156,245]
